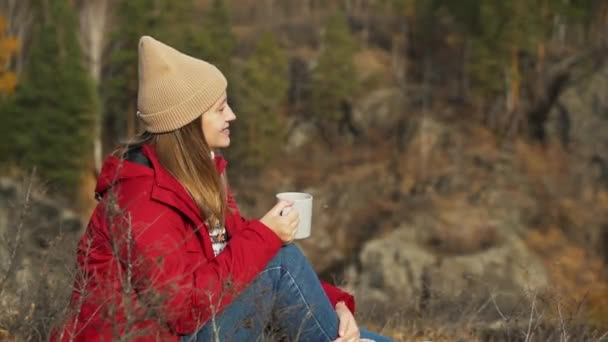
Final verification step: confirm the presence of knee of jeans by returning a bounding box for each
[265,244,301,269]
[277,244,307,268]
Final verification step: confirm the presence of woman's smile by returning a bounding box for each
[202,94,236,148]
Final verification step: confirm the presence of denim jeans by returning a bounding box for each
[181,244,393,342]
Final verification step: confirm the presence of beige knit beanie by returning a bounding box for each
[137,36,227,133]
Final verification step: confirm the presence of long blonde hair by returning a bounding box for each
[117,116,227,226]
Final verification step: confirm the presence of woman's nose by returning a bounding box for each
[225,105,236,121]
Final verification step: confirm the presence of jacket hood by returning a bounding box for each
[94,144,228,200]
[94,155,152,198]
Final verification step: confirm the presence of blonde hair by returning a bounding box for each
[117,116,227,226]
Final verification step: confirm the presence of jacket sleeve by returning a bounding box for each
[112,185,282,335]
[321,281,356,313]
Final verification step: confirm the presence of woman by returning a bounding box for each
[52,36,393,342]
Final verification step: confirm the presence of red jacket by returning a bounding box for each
[51,144,354,341]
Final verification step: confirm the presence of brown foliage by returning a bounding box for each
[527,227,608,328]
[0,15,18,96]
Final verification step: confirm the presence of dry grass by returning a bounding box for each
[527,228,608,329]
[355,281,608,342]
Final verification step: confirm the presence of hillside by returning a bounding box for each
[1,1,608,341]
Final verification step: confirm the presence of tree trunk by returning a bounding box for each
[76,0,110,175]
[392,18,409,97]
[537,42,545,74]
[505,45,521,138]
[507,46,521,115]
[461,37,471,101]
[74,0,110,217]
[0,0,33,76]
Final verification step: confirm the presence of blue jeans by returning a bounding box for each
[181,244,393,342]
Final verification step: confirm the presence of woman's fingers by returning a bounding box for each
[260,201,299,243]
[285,209,299,230]
[335,301,360,342]
[341,323,348,337]
[292,216,300,229]
[272,200,293,216]
[286,207,299,221]
[336,302,347,336]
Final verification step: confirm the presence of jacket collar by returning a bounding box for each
[141,144,228,224]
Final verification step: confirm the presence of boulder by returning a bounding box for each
[0,177,82,295]
[352,87,403,132]
[358,224,548,301]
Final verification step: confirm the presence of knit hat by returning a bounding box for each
[137,36,227,133]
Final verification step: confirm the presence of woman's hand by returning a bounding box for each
[333,301,360,342]
[260,200,299,244]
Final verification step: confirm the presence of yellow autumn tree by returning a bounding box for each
[0,15,19,95]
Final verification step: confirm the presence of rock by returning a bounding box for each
[352,87,402,132]
[285,121,316,152]
[358,224,548,301]
[0,177,82,295]
[297,168,399,274]
[551,65,608,161]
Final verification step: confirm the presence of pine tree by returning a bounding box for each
[444,0,590,101]
[310,12,358,134]
[442,0,594,139]
[188,0,236,75]
[0,0,96,193]
[103,0,200,145]
[102,0,160,143]
[230,32,288,171]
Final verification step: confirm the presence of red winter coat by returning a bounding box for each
[50,144,354,341]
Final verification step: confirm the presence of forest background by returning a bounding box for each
[1,0,608,341]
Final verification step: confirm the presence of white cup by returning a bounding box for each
[275,192,313,239]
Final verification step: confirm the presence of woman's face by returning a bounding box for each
[202,93,236,149]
